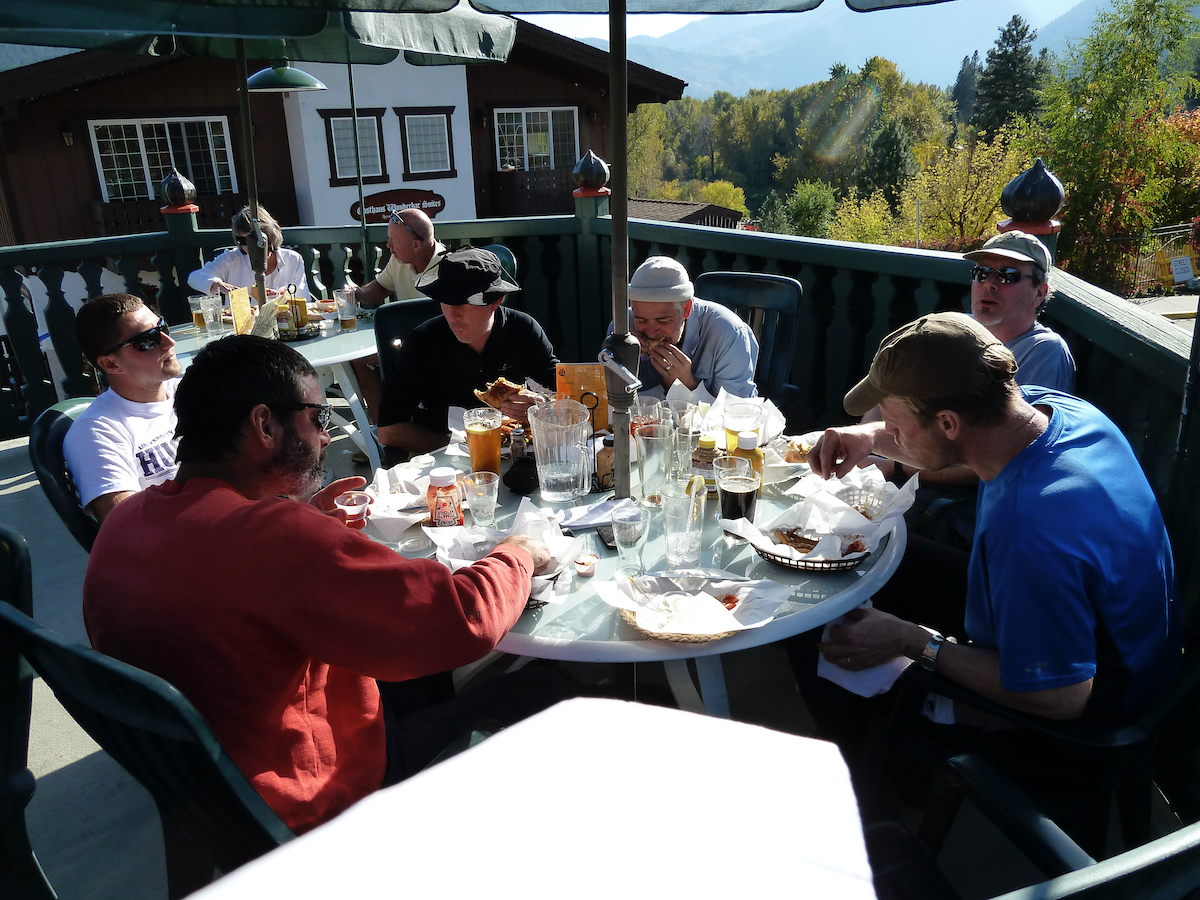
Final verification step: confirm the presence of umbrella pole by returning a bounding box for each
[236,40,268,308]
[599,0,639,501]
[346,37,370,280]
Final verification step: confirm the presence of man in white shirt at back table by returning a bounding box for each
[64,293,182,523]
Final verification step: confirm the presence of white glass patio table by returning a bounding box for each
[171,321,381,469]
[372,448,907,718]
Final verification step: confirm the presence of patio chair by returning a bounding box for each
[29,398,99,553]
[0,562,294,899]
[862,626,1200,859]
[693,271,803,407]
[867,753,1200,900]
[0,525,55,899]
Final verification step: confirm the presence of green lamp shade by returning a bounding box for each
[247,65,327,93]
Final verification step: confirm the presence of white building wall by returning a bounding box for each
[281,56,476,226]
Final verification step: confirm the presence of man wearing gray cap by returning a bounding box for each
[376,246,558,455]
[789,312,1178,783]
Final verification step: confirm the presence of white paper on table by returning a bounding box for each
[816,602,913,697]
[664,379,716,410]
[761,429,824,485]
[701,390,787,449]
[595,574,791,636]
[363,466,432,541]
[423,498,579,604]
[551,496,637,530]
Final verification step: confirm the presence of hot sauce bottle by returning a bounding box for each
[427,467,465,526]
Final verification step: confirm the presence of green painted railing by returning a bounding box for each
[1,198,1196,604]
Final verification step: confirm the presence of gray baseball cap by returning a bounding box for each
[963,231,1052,272]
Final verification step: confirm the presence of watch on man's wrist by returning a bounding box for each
[917,631,957,672]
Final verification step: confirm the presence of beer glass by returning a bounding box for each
[724,401,762,452]
[634,423,673,508]
[199,295,224,340]
[463,472,501,527]
[463,407,503,474]
[657,398,697,430]
[629,397,661,437]
[188,295,207,329]
[611,505,648,576]
[337,289,358,332]
[716,459,760,537]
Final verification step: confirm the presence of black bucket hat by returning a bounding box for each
[416,246,519,306]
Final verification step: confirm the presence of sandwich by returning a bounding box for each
[784,437,813,464]
[474,377,524,410]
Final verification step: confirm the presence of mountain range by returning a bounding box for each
[585,0,1114,98]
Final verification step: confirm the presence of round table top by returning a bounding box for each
[171,319,378,367]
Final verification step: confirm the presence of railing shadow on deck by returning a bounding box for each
[0,197,1195,606]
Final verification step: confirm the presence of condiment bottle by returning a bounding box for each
[692,435,721,496]
[275,300,295,334]
[290,293,308,327]
[732,431,764,479]
[595,434,615,487]
[427,467,465,526]
[509,427,526,460]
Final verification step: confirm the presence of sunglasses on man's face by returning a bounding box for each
[271,402,333,433]
[970,265,1034,286]
[102,318,170,356]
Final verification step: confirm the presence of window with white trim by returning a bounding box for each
[88,117,237,202]
[494,107,578,171]
[318,109,388,188]
[394,106,456,181]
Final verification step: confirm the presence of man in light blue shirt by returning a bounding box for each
[614,256,759,399]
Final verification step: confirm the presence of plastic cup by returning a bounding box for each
[464,407,503,475]
[334,490,372,523]
[463,471,500,527]
[611,505,648,576]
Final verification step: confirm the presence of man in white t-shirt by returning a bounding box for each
[354,208,446,309]
[64,294,183,523]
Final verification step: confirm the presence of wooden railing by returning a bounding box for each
[2,196,1196,603]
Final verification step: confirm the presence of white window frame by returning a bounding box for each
[87,116,237,203]
[493,106,579,172]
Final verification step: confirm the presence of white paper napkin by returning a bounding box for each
[815,602,913,697]
[595,573,791,636]
[360,465,433,541]
[665,379,716,409]
[551,496,637,529]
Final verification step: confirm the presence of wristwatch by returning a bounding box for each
[917,631,957,672]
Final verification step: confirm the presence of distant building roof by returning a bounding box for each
[629,198,741,229]
[0,48,168,105]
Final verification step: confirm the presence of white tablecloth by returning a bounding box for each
[192,698,877,899]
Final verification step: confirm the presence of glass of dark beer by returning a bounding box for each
[715,457,759,539]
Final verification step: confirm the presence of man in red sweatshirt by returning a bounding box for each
[83,335,571,833]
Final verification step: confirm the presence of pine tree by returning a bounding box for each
[950,52,980,124]
[855,118,919,213]
[973,15,1041,136]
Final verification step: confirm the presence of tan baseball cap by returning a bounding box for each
[963,230,1052,272]
[843,312,1017,416]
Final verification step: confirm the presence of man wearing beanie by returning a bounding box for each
[787,312,1178,797]
[615,256,758,399]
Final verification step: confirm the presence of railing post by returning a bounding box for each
[574,189,609,337]
[161,206,204,326]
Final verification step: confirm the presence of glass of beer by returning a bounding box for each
[714,457,756,537]
[188,295,207,329]
[337,289,358,332]
[464,407,503,474]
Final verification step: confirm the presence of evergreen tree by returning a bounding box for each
[855,118,918,212]
[950,52,980,124]
[973,15,1041,136]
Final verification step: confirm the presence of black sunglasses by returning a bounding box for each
[271,402,333,432]
[389,212,418,237]
[971,265,1037,286]
[102,318,170,355]
[234,233,249,246]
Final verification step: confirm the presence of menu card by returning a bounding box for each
[228,287,255,335]
[555,363,608,434]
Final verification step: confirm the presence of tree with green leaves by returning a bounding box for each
[627,104,666,198]
[856,118,919,212]
[757,180,837,237]
[950,52,980,124]
[973,16,1041,136]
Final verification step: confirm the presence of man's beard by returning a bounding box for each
[271,422,325,501]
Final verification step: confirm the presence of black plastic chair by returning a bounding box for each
[0,553,294,899]
[864,630,1200,858]
[693,271,803,406]
[481,243,517,284]
[867,753,1200,900]
[29,398,99,553]
[0,525,55,899]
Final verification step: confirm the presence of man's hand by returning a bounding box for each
[310,476,369,529]
[818,607,929,671]
[500,389,543,424]
[498,534,552,575]
[643,339,698,391]
[809,424,881,479]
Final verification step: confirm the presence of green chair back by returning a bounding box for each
[29,398,99,553]
[0,525,55,899]
[694,271,803,406]
[0,548,294,898]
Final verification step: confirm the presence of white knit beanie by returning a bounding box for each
[627,257,694,303]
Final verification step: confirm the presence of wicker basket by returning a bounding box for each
[833,486,887,521]
[753,544,869,572]
[617,607,736,643]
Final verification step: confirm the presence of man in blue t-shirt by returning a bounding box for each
[803,312,1178,727]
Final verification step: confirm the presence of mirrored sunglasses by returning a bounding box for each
[271,402,333,432]
[389,212,418,237]
[970,265,1028,286]
[102,318,170,355]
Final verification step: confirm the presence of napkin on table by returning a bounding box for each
[595,573,791,636]
[701,389,787,449]
[364,465,430,542]
[551,496,637,530]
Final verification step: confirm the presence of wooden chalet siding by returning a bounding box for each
[0,56,298,245]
